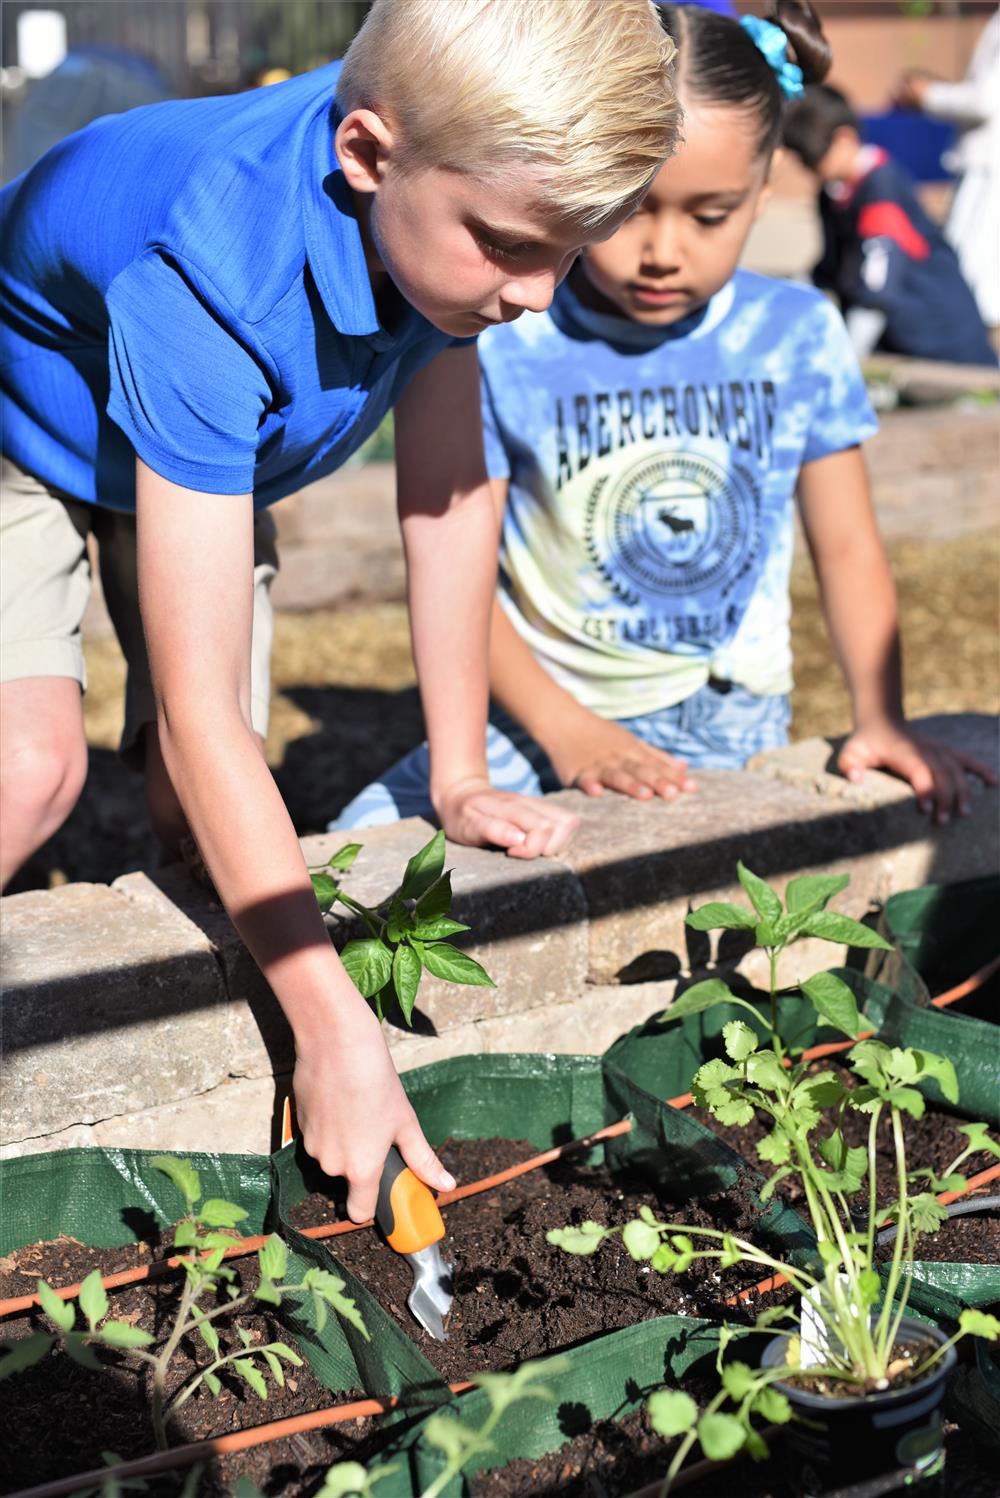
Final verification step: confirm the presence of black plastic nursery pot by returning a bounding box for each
[760,1319,957,1498]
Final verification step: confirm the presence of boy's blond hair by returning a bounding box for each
[337,0,678,229]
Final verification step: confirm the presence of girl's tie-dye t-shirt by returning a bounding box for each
[479,269,877,717]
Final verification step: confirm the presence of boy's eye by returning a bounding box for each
[476,232,533,261]
[695,213,730,228]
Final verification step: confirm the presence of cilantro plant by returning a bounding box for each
[0,1156,367,1451]
[318,1359,564,1498]
[549,864,1000,1490]
[309,831,494,1024]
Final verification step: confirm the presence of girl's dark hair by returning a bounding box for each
[782,83,859,169]
[656,2,832,159]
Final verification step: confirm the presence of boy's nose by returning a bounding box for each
[500,267,559,316]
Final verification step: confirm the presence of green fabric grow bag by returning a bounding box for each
[868,875,1000,1007]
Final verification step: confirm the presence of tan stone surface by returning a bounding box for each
[91,1074,284,1156]
[1,882,231,1140]
[0,1122,98,1161]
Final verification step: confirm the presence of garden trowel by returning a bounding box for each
[375,1146,454,1341]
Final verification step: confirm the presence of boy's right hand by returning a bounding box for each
[434,775,579,859]
[548,718,698,802]
[292,1001,455,1223]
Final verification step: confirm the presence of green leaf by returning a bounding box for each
[723,1020,759,1062]
[65,1335,103,1371]
[301,1269,370,1341]
[759,1166,794,1203]
[238,1327,255,1349]
[698,1411,746,1462]
[662,979,736,1022]
[327,843,362,872]
[199,1199,249,1229]
[714,1096,755,1126]
[719,1233,742,1269]
[37,1280,75,1334]
[258,1234,288,1284]
[816,1131,867,1195]
[622,1219,661,1261]
[204,1370,222,1398]
[907,1193,949,1234]
[785,873,851,916]
[173,1220,198,1248]
[721,1360,756,1399]
[385,894,413,944]
[194,1314,220,1354]
[151,1156,201,1209]
[0,1332,54,1379]
[800,912,893,950]
[957,1122,1000,1159]
[800,971,863,1038]
[959,1309,1000,1342]
[99,1321,156,1349]
[261,1350,284,1387]
[339,938,393,999]
[546,1222,609,1255]
[391,943,422,1025]
[412,940,495,988]
[757,1129,791,1166]
[423,1412,479,1464]
[269,1342,303,1365]
[885,1086,926,1119]
[911,1050,959,1106]
[753,1386,792,1424]
[647,1388,698,1438]
[409,916,470,941]
[857,1270,881,1307]
[400,830,446,901]
[79,1270,109,1332]
[310,871,340,914]
[737,862,782,924]
[234,1358,268,1399]
[414,870,454,923]
[744,1051,787,1092]
[319,1463,371,1497]
[685,903,756,932]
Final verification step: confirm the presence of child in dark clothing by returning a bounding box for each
[783,84,996,367]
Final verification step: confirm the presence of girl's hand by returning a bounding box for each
[549,718,698,802]
[837,719,997,823]
[433,776,578,859]
[293,1002,455,1223]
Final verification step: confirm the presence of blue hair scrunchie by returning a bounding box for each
[740,14,805,99]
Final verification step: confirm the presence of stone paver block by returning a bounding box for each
[1,882,231,1139]
[91,1073,286,1156]
[307,822,590,1029]
[550,753,997,985]
[472,979,674,1059]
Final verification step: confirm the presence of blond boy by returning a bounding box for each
[0,1,677,1215]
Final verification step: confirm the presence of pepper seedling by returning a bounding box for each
[309,830,495,1024]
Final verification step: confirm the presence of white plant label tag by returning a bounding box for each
[799,1278,859,1368]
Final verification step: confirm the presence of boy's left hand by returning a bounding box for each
[837,719,997,823]
[434,775,578,859]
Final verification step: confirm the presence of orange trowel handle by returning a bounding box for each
[375,1146,446,1255]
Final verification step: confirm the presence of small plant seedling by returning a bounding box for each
[0,1157,368,1451]
[309,830,495,1025]
[319,1358,566,1498]
[549,865,1000,1492]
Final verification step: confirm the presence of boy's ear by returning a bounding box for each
[335,109,396,195]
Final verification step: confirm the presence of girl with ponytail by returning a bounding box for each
[333,3,992,834]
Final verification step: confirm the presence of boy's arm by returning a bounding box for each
[394,344,578,856]
[797,446,996,819]
[135,459,454,1221]
[488,483,696,801]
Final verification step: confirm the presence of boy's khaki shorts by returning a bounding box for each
[0,456,278,768]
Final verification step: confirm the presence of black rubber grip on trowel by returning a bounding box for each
[375,1145,446,1255]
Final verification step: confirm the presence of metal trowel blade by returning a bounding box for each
[405,1242,454,1341]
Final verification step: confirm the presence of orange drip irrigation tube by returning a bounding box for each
[5,1381,475,1498]
[0,953,992,1321]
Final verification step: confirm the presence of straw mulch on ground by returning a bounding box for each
[10,531,998,893]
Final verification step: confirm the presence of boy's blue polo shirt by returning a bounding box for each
[0,63,464,511]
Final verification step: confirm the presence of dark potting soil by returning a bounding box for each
[878,1208,1000,1265]
[692,1057,999,1218]
[296,1136,796,1383]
